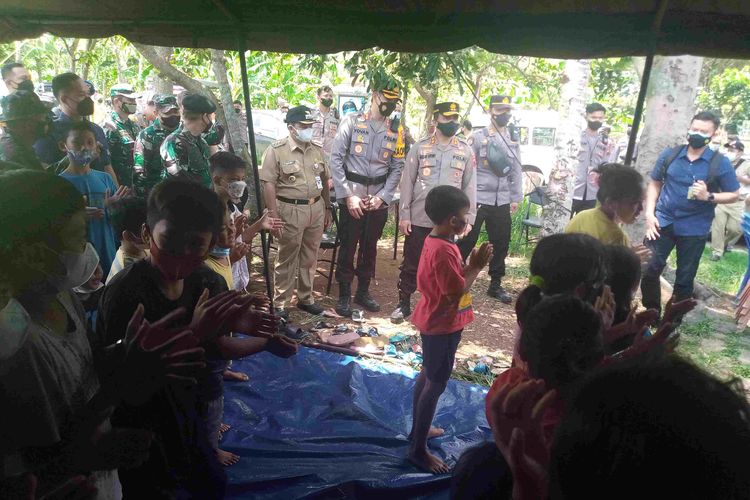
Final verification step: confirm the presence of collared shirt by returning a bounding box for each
[311,107,339,160]
[574,129,608,201]
[134,118,174,195]
[329,111,405,205]
[469,125,523,207]
[103,111,141,187]
[0,132,45,170]
[260,134,329,200]
[33,112,111,171]
[650,146,740,237]
[160,123,212,187]
[565,207,630,246]
[400,134,477,228]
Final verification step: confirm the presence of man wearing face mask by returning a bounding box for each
[311,85,340,162]
[710,140,748,261]
[260,106,331,319]
[133,94,181,197]
[572,102,609,215]
[329,82,406,317]
[34,72,119,186]
[0,90,49,170]
[161,93,216,187]
[641,111,740,315]
[392,102,476,323]
[2,62,34,95]
[103,84,142,188]
[457,95,522,304]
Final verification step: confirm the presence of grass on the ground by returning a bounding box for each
[677,315,750,381]
[668,246,747,296]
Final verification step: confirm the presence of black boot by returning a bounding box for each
[354,280,381,312]
[488,280,513,304]
[390,292,412,324]
[336,282,353,317]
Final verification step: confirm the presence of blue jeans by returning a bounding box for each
[739,215,750,296]
[641,224,706,313]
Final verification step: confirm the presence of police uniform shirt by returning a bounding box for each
[399,134,477,228]
[311,107,339,160]
[469,125,523,207]
[574,130,608,201]
[329,111,405,205]
[260,135,328,200]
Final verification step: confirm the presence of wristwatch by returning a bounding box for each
[708,193,716,203]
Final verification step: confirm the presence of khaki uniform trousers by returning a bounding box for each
[274,198,325,308]
[711,201,743,256]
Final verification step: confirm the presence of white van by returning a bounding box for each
[468,108,559,181]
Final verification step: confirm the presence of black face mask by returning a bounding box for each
[436,121,460,137]
[234,108,242,114]
[378,100,397,117]
[76,96,95,117]
[17,80,35,93]
[321,98,333,108]
[161,115,180,129]
[588,120,603,131]
[687,132,711,149]
[493,113,511,128]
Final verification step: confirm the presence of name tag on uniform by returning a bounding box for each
[315,176,323,189]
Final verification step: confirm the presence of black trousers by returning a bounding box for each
[397,225,432,295]
[571,198,596,216]
[458,204,511,282]
[335,207,389,284]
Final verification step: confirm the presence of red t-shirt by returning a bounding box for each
[411,235,474,335]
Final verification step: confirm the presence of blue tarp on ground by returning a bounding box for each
[222,346,492,499]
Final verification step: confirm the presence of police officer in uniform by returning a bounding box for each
[329,82,405,317]
[133,94,181,197]
[311,85,339,162]
[161,93,215,187]
[103,83,142,188]
[391,102,477,322]
[457,95,522,304]
[261,106,332,320]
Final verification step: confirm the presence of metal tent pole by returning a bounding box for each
[625,54,654,165]
[237,37,274,308]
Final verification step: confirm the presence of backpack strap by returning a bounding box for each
[658,145,686,182]
[707,150,725,193]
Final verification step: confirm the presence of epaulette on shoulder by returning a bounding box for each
[271,138,287,148]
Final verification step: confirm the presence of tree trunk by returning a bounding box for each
[463,65,490,120]
[153,47,174,95]
[131,42,228,137]
[210,49,244,154]
[80,39,97,81]
[626,55,704,241]
[541,59,591,236]
[413,82,436,137]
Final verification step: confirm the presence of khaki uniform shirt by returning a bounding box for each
[400,134,477,228]
[329,111,405,205]
[311,107,339,160]
[470,125,523,206]
[260,135,330,201]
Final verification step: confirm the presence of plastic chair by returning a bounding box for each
[520,164,548,246]
[317,202,341,295]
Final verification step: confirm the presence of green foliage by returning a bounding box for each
[668,246,745,295]
[697,65,750,128]
[589,58,640,130]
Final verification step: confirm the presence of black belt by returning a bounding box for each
[345,170,388,186]
[277,195,321,205]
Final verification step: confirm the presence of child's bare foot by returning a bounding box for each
[427,426,445,439]
[223,369,249,382]
[217,449,240,466]
[407,448,450,474]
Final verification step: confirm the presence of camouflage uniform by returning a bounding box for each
[133,118,172,196]
[160,123,212,187]
[103,111,141,187]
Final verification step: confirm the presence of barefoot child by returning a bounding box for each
[408,185,493,474]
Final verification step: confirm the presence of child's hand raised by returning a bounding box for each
[229,242,251,264]
[233,309,280,337]
[662,297,697,326]
[468,242,494,270]
[594,285,615,331]
[190,289,252,343]
[264,335,299,358]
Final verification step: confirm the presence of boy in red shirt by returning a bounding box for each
[408,185,493,474]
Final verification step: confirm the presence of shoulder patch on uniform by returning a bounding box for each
[467,137,474,146]
[271,138,287,148]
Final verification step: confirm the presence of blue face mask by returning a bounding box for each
[67,148,95,166]
[210,246,231,258]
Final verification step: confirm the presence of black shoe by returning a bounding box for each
[354,281,381,312]
[275,308,289,321]
[336,282,352,317]
[298,302,324,316]
[488,282,513,304]
[390,293,411,324]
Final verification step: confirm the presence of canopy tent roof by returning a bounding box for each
[1,1,749,58]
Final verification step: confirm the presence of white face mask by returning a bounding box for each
[295,127,313,143]
[227,180,247,202]
[49,242,100,292]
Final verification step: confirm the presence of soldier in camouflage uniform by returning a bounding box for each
[133,94,181,197]
[457,95,523,304]
[102,83,142,187]
[0,90,49,171]
[160,94,216,187]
